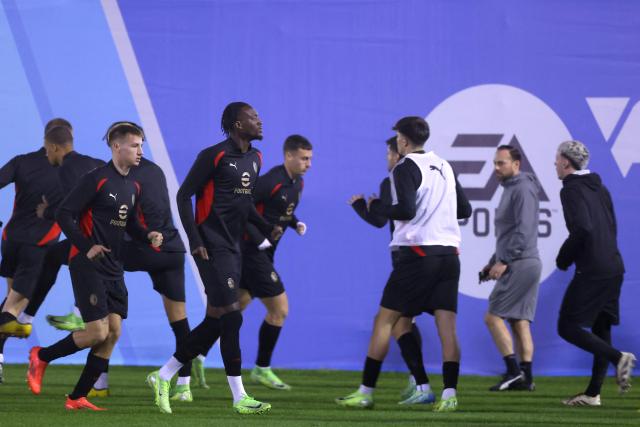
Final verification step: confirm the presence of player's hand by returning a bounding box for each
[192,246,209,260]
[258,239,273,251]
[36,195,48,219]
[87,244,111,261]
[489,262,508,280]
[271,225,284,241]
[147,231,163,248]
[367,194,379,211]
[296,221,307,236]
[348,194,364,205]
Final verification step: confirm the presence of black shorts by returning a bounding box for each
[240,249,284,299]
[559,273,623,327]
[0,239,47,299]
[122,241,186,302]
[194,247,241,308]
[70,256,128,322]
[380,247,460,317]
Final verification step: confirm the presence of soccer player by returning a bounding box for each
[337,116,464,412]
[0,119,66,340]
[26,122,163,410]
[147,102,280,415]
[237,134,311,390]
[554,140,634,406]
[480,145,542,392]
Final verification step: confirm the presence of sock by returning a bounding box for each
[0,312,16,324]
[0,336,6,354]
[69,352,109,400]
[358,384,374,395]
[520,361,532,382]
[411,322,423,349]
[504,354,520,376]
[177,376,190,386]
[73,306,81,317]
[220,311,243,376]
[17,313,33,324]
[397,332,429,385]
[256,320,282,368]
[174,316,220,364]
[170,318,192,378]
[227,375,246,403]
[442,387,456,400]
[94,372,109,389]
[39,334,81,363]
[159,356,183,381]
[418,383,432,393]
[362,357,382,388]
[442,361,460,390]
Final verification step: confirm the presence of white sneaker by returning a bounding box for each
[616,352,636,393]
[562,393,601,406]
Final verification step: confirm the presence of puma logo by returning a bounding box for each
[109,193,117,201]
[229,162,238,170]
[429,163,444,178]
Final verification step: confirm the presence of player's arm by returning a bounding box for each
[455,175,472,219]
[176,149,215,252]
[501,186,538,264]
[55,173,98,255]
[351,179,389,228]
[556,187,591,270]
[127,198,163,248]
[41,166,73,220]
[0,156,18,190]
[369,160,420,221]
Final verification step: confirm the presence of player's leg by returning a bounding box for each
[510,319,534,390]
[484,312,522,390]
[392,316,434,404]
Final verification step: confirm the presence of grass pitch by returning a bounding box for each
[0,364,638,426]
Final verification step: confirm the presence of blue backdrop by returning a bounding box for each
[1,0,638,375]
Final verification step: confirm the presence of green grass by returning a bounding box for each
[1,364,638,426]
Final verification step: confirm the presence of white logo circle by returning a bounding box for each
[425,84,570,299]
[118,204,129,220]
[241,172,251,187]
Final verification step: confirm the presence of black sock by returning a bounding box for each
[411,322,423,349]
[256,320,282,368]
[0,336,6,354]
[503,354,520,376]
[362,357,382,388]
[69,352,109,400]
[397,332,429,385]
[0,312,16,324]
[39,334,81,363]
[174,316,220,364]
[220,311,243,376]
[170,318,192,377]
[442,361,460,390]
[520,361,532,382]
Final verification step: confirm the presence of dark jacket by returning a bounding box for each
[556,172,624,279]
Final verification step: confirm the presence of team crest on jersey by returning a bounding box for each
[286,203,295,215]
[89,294,98,306]
[118,205,128,220]
[253,161,258,173]
[270,271,279,282]
[227,278,235,288]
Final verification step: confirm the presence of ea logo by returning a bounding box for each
[286,203,295,215]
[241,172,251,187]
[426,84,570,299]
[119,204,128,220]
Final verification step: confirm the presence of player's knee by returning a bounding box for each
[484,312,497,327]
[220,310,243,334]
[557,317,573,340]
[87,327,109,345]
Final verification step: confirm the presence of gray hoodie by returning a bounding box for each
[490,172,541,264]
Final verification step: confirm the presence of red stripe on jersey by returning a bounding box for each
[195,179,214,225]
[96,178,108,191]
[134,181,141,195]
[270,183,283,197]
[257,152,263,167]
[410,245,426,257]
[80,209,93,237]
[137,206,148,229]
[300,179,304,190]
[256,202,265,215]
[214,150,226,168]
[37,223,62,246]
[2,228,6,241]
[68,245,79,262]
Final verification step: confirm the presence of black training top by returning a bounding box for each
[352,177,394,236]
[177,138,272,253]
[0,147,63,247]
[556,172,625,279]
[43,150,106,220]
[56,161,149,279]
[128,157,185,253]
[245,164,304,251]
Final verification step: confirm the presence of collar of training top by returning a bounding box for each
[225,137,253,154]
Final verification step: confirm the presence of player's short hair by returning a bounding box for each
[385,136,398,154]
[393,116,430,146]
[221,102,251,136]
[44,126,73,146]
[283,134,312,153]
[103,121,145,147]
[497,144,522,162]
[44,118,72,135]
[558,140,590,170]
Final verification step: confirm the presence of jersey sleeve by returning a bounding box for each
[369,159,421,221]
[55,172,98,255]
[0,156,18,190]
